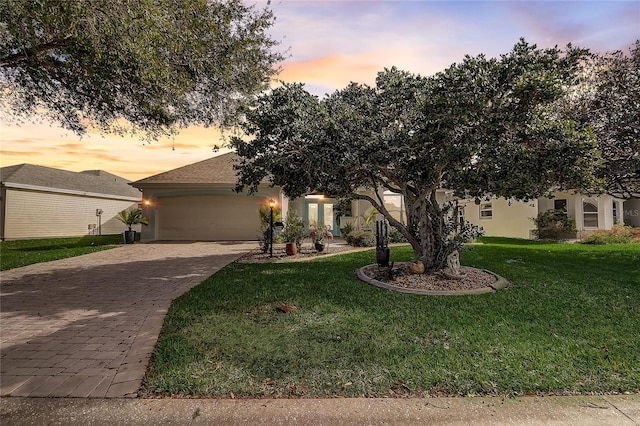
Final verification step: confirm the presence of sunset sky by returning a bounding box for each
[1,0,638,181]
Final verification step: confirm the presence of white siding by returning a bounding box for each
[3,188,139,239]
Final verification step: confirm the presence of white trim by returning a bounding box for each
[582,199,599,229]
[480,202,493,219]
[1,182,141,202]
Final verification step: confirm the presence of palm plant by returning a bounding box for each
[359,207,379,230]
[116,208,149,231]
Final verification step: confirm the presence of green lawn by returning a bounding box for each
[0,234,124,270]
[142,238,640,398]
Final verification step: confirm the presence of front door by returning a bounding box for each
[304,199,337,236]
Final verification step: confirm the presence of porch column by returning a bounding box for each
[614,199,624,225]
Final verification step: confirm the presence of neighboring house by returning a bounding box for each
[0,164,142,240]
[131,153,634,242]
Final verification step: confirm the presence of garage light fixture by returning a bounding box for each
[142,199,156,209]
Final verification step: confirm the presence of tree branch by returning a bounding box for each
[0,40,72,67]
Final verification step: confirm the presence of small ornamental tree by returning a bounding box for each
[532,209,577,240]
[281,210,305,249]
[231,40,601,272]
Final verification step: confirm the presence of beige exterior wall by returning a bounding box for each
[0,186,5,240]
[286,199,304,219]
[538,191,625,237]
[462,197,538,239]
[1,188,140,240]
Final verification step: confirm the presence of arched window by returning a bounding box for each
[583,201,598,228]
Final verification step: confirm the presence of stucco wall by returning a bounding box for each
[538,192,625,236]
[462,197,538,239]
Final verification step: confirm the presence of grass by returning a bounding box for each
[142,237,640,398]
[0,234,125,270]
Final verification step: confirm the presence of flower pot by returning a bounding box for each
[123,230,136,244]
[285,242,297,256]
[314,242,325,252]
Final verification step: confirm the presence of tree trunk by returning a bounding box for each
[360,189,450,273]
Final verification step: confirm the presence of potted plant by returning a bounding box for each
[116,208,149,244]
[281,210,305,255]
[309,223,333,252]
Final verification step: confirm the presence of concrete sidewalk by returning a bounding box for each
[0,242,254,398]
[1,395,639,425]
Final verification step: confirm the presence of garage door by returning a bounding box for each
[158,194,263,240]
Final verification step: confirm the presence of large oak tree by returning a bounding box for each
[0,0,283,139]
[559,41,640,198]
[232,40,601,271]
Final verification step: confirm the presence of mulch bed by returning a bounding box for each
[360,263,497,292]
[238,244,498,293]
[236,242,355,263]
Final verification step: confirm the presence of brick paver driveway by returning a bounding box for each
[0,241,254,398]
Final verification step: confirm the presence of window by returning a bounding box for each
[554,199,567,212]
[308,203,318,227]
[457,206,465,227]
[480,203,493,219]
[612,201,618,224]
[583,201,598,228]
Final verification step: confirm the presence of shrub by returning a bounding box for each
[340,222,354,237]
[388,226,407,243]
[532,209,577,240]
[581,224,636,245]
[345,230,376,247]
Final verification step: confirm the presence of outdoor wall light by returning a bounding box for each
[142,199,156,209]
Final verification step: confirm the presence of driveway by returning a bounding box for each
[0,242,254,398]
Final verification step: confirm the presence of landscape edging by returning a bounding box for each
[357,262,510,296]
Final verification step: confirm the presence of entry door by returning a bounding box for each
[304,200,337,236]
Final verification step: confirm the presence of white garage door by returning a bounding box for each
[158,194,263,240]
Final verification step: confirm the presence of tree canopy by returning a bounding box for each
[0,0,283,139]
[558,40,640,198]
[231,39,601,271]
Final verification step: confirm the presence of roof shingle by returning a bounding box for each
[131,152,241,186]
[0,164,141,198]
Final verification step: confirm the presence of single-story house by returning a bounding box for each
[131,153,635,242]
[131,154,280,241]
[0,164,142,240]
